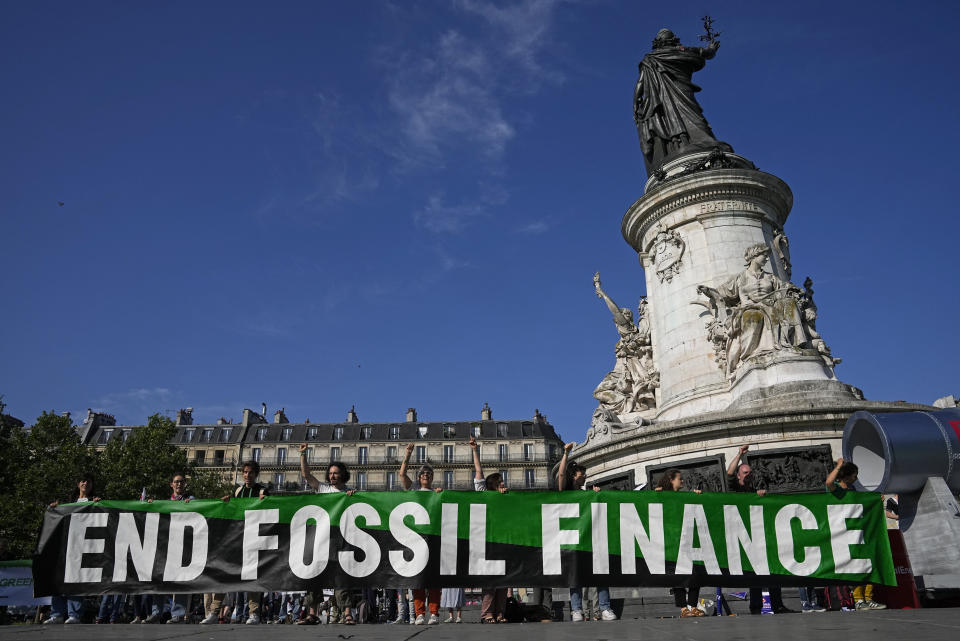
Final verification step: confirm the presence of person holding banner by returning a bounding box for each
[557,442,617,622]
[44,473,100,625]
[144,473,195,623]
[401,442,443,625]
[655,469,705,617]
[470,436,509,624]
[298,443,359,624]
[726,445,795,615]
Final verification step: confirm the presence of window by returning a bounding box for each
[219,427,233,442]
[200,428,213,443]
[358,446,368,464]
[181,428,195,443]
[121,429,131,442]
[497,423,508,438]
[307,427,318,440]
[443,424,455,438]
[471,424,480,438]
[523,444,533,461]
[417,425,428,439]
[389,425,400,440]
[357,472,368,491]
[443,445,454,463]
[360,426,372,440]
[214,450,225,465]
[195,450,206,464]
[415,446,426,463]
[274,473,284,487]
[333,427,343,441]
[387,445,397,462]
[330,446,341,461]
[498,444,507,462]
[525,469,535,488]
[252,448,261,462]
[281,427,292,441]
[443,471,454,489]
[548,444,557,459]
[521,422,533,437]
[255,427,267,442]
[277,448,287,465]
[499,470,508,486]
[386,471,397,490]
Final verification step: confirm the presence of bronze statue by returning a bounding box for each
[633,26,733,175]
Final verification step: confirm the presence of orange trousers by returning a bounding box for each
[412,588,441,616]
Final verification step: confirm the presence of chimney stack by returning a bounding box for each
[481,402,492,421]
[274,407,288,424]
[405,407,417,422]
[347,406,359,423]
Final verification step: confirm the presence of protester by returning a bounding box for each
[655,469,705,617]
[469,436,510,623]
[826,458,887,611]
[726,445,795,614]
[299,443,358,624]
[400,442,442,625]
[557,442,617,622]
[45,473,100,625]
[143,473,195,623]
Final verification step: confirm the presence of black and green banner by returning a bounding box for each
[33,490,895,596]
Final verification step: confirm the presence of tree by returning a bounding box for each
[0,411,98,559]
[99,414,189,500]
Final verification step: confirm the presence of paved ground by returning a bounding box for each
[5,604,960,641]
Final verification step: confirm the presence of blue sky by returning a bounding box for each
[2,0,957,442]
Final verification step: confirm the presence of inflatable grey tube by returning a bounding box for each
[841,408,960,494]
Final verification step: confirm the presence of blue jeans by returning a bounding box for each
[570,587,610,613]
[151,595,188,618]
[97,595,125,622]
[51,596,83,620]
[798,587,821,609]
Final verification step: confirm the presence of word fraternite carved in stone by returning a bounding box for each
[693,243,839,379]
[592,273,660,417]
[633,22,734,176]
[651,224,685,283]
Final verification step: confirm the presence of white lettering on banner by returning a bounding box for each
[775,505,821,576]
[541,504,579,574]
[163,512,208,582]
[676,503,721,575]
[439,503,458,575]
[723,505,769,575]
[827,504,872,574]
[618,503,664,575]
[469,504,505,575]
[339,503,381,577]
[288,505,330,579]
[591,503,609,574]
[388,502,429,577]
[64,512,109,583]
[242,509,279,580]
[113,512,159,582]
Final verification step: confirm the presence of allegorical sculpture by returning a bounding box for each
[592,273,660,414]
[633,20,734,175]
[694,243,838,378]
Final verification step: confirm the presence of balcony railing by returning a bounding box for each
[192,456,237,467]
[250,453,558,467]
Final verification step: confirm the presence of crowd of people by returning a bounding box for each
[39,440,893,625]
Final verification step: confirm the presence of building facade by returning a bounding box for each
[79,404,564,494]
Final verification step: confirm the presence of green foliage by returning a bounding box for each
[188,467,234,500]
[0,411,98,559]
[98,414,189,500]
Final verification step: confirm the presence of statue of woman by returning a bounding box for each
[634,29,733,175]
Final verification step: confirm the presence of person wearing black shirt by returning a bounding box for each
[217,461,269,624]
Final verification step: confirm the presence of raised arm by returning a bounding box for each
[400,443,415,490]
[470,436,483,480]
[594,272,629,327]
[825,457,844,491]
[727,444,748,476]
[298,442,320,491]
[557,442,575,491]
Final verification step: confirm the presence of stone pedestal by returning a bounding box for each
[621,154,851,420]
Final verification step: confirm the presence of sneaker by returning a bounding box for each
[201,613,218,624]
[245,615,261,625]
[427,614,439,625]
[166,615,184,624]
[855,600,868,611]
[415,614,425,625]
[600,609,617,621]
[865,601,887,610]
[43,615,64,625]
[64,617,81,624]
[455,616,462,623]
[571,610,584,622]
[144,613,160,623]
[130,617,142,624]
[444,615,454,623]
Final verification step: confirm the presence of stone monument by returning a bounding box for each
[578,20,933,495]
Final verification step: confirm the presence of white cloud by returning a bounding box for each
[516,219,551,234]
[414,193,488,233]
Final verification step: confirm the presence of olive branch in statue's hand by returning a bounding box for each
[699,15,722,44]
